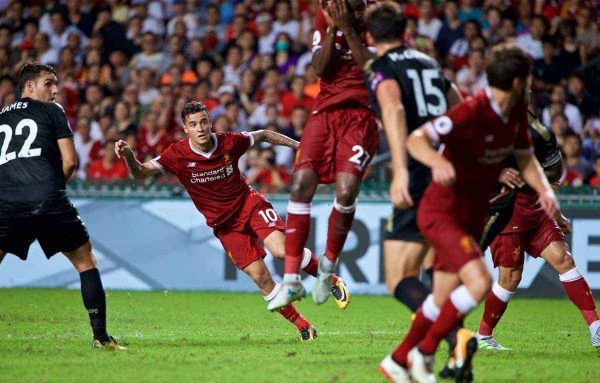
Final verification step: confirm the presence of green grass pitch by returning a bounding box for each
[0,288,598,382]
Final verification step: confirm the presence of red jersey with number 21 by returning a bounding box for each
[151,132,253,228]
[420,88,533,237]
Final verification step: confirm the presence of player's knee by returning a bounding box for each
[554,251,576,274]
[289,179,315,202]
[499,269,522,291]
[270,246,285,259]
[470,273,493,301]
[335,185,358,207]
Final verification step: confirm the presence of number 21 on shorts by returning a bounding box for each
[349,145,371,170]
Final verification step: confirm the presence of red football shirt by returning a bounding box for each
[421,88,533,237]
[151,132,254,228]
[312,9,371,111]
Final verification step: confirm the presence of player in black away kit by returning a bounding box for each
[0,63,123,349]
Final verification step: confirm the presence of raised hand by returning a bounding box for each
[114,139,131,159]
[327,0,353,32]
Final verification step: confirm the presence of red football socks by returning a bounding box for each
[561,274,599,326]
[284,202,311,275]
[478,292,508,336]
[419,300,464,355]
[324,203,355,263]
[301,249,339,284]
[392,310,433,366]
[278,304,310,330]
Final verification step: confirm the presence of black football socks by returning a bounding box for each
[394,276,430,312]
[80,268,108,342]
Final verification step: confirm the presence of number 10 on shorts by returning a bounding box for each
[258,208,279,226]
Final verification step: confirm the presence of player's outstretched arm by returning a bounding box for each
[250,130,300,150]
[407,127,456,186]
[377,79,413,208]
[515,152,558,218]
[57,138,77,180]
[115,139,160,179]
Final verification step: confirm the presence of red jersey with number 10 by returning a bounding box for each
[420,89,533,237]
[151,132,254,228]
[312,9,371,111]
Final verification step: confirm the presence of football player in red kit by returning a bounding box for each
[114,101,349,341]
[476,113,600,351]
[379,44,558,383]
[269,0,379,311]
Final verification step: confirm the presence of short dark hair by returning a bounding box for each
[365,2,406,43]
[181,101,210,123]
[17,63,57,97]
[486,43,532,91]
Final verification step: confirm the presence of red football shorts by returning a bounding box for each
[489,215,565,269]
[295,104,379,184]
[214,191,284,270]
[418,212,484,273]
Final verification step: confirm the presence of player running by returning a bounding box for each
[269,0,378,311]
[115,101,349,341]
[476,112,600,351]
[361,3,470,378]
[0,63,124,350]
[379,44,558,383]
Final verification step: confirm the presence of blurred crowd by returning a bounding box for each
[0,0,599,189]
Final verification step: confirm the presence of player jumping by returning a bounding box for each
[379,44,558,383]
[269,0,378,311]
[476,112,600,351]
[115,101,349,341]
[0,63,124,350]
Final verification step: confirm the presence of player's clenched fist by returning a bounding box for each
[431,156,456,186]
[114,139,132,159]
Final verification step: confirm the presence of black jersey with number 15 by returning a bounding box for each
[365,47,450,197]
[0,98,73,216]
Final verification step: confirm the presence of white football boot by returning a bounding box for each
[267,278,306,311]
[379,355,411,383]
[476,334,511,350]
[312,257,333,305]
[408,347,436,383]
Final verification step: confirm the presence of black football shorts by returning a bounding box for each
[0,200,89,260]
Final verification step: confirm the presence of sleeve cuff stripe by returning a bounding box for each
[150,159,165,174]
[514,147,534,155]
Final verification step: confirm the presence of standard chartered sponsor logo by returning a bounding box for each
[190,165,234,183]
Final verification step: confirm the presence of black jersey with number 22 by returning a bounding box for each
[0,98,73,216]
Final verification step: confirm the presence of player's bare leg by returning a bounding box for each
[313,172,361,304]
[244,259,315,340]
[541,241,600,349]
[263,231,349,309]
[0,249,6,264]
[272,169,319,311]
[63,241,124,350]
[477,266,520,350]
